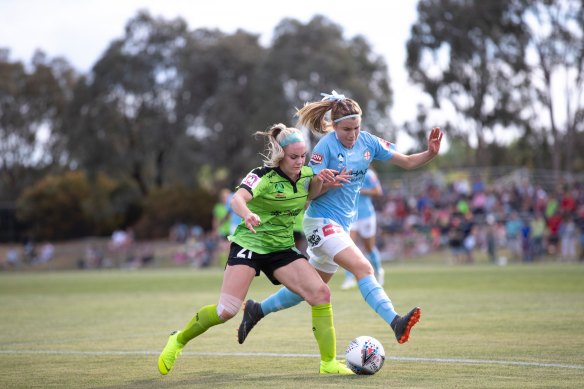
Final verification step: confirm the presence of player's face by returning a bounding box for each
[280,142,307,178]
[333,116,361,149]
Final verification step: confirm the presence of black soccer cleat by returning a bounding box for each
[237,299,264,344]
[390,307,421,344]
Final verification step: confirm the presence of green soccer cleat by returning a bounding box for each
[319,359,355,375]
[158,330,184,375]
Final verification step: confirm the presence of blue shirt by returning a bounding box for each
[307,131,395,230]
[225,192,243,233]
[356,169,381,220]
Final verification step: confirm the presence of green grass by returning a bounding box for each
[1,263,584,388]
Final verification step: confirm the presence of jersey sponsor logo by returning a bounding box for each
[363,150,371,160]
[242,173,260,189]
[310,153,323,165]
[322,223,343,236]
[270,209,301,217]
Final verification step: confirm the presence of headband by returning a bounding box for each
[279,132,304,148]
[333,114,361,123]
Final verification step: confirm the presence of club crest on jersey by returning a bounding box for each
[363,149,371,161]
[242,173,260,189]
[310,153,323,165]
[307,229,321,247]
[274,182,286,198]
[337,153,344,162]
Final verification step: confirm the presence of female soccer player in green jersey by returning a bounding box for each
[158,123,353,375]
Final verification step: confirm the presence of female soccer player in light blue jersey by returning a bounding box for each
[238,91,443,346]
[341,168,384,290]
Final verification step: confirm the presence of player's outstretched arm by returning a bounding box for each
[390,127,443,170]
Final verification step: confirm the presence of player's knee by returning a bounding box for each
[352,260,374,279]
[305,282,330,306]
[217,293,243,321]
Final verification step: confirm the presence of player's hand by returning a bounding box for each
[427,127,443,155]
[327,167,352,188]
[244,213,261,234]
[316,168,337,183]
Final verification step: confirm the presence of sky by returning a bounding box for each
[0,0,431,147]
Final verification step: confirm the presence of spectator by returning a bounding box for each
[6,246,21,270]
[38,242,55,264]
[505,211,523,261]
[576,206,584,261]
[485,214,497,263]
[559,214,577,262]
[23,238,36,264]
[529,212,546,260]
[546,210,563,256]
[447,214,467,264]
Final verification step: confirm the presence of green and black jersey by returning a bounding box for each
[229,165,314,254]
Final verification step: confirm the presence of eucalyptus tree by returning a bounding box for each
[62,11,191,195]
[406,0,530,167]
[259,15,394,143]
[522,0,584,175]
[176,28,266,185]
[0,50,74,201]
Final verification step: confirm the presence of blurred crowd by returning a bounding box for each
[4,173,584,271]
[376,175,584,264]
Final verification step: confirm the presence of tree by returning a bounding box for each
[60,11,192,195]
[406,0,530,166]
[0,49,75,201]
[260,15,394,143]
[522,0,584,176]
[176,27,266,183]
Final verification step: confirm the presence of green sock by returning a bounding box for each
[312,303,336,362]
[177,304,224,345]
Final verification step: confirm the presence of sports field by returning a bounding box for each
[1,262,583,388]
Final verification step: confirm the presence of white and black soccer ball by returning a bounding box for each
[345,335,385,375]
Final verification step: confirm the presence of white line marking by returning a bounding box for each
[1,349,582,370]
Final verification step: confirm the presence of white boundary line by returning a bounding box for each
[1,349,583,370]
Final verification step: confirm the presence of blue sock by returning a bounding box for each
[358,275,397,325]
[260,287,304,316]
[367,247,381,275]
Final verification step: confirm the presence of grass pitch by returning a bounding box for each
[1,262,583,388]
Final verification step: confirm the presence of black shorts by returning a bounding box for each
[293,230,304,241]
[227,242,307,285]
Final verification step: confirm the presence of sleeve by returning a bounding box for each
[239,168,267,197]
[308,137,329,174]
[369,133,396,161]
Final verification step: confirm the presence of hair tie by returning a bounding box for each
[320,90,346,101]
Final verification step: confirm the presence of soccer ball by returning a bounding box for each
[345,336,385,375]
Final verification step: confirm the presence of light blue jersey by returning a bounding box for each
[307,131,395,230]
[356,169,381,220]
[225,192,243,235]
